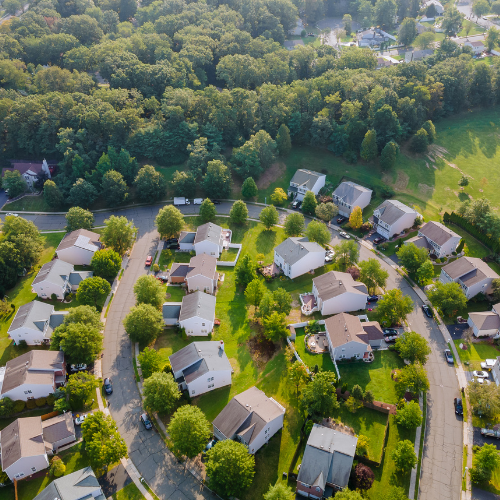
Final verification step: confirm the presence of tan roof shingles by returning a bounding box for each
[469,312,500,331]
[313,271,367,301]
[56,229,100,252]
[418,221,459,247]
[324,313,365,348]
[42,413,75,450]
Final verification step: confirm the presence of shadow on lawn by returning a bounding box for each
[256,229,277,256]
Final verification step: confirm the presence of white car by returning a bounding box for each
[325,255,333,262]
[476,378,491,385]
[481,359,496,371]
[70,363,87,372]
[6,213,18,217]
[472,370,488,379]
[75,412,92,425]
[339,231,350,239]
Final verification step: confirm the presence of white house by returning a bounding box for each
[404,221,461,258]
[55,229,101,266]
[169,341,232,397]
[372,200,420,240]
[0,351,66,402]
[162,303,182,326]
[324,313,385,361]
[467,303,500,337]
[332,181,373,217]
[423,0,444,14]
[2,160,51,189]
[178,223,231,258]
[287,170,326,201]
[307,271,368,316]
[358,28,396,47]
[179,291,216,336]
[274,237,326,279]
[32,260,93,300]
[404,49,434,63]
[212,386,285,454]
[33,467,104,500]
[464,40,485,54]
[170,254,218,294]
[7,300,68,345]
[490,357,500,386]
[439,257,500,299]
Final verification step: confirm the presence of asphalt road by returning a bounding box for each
[11,202,463,500]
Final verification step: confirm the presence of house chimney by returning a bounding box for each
[344,324,347,331]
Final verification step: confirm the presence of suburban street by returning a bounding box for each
[2,201,463,500]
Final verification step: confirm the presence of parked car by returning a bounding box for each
[145,255,153,266]
[210,199,221,205]
[70,363,87,372]
[141,413,153,430]
[292,200,301,209]
[337,216,346,224]
[383,329,398,336]
[384,334,398,343]
[6,213,18,217]
[473,370,489,379]
[367,295,379,302]
[421,305,432,318]
[325,255,333,263]
[454,397,463,415]
[75,412,92,425]
[481,359,496,371]
[204,439,217,453]
[166,238,178,244]
[339,231,350,239]
[373,237,386,244]
[481,428,500,439]
[103,377,113,395]
[444,349,454,364]
[476,378,491,385]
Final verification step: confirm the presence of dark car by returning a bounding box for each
[384,328,398,336]
[140,413,153,430]
[103,377,113,395]
[454,397,463,415]
[367,295,379,302]
[374,237,386,245]
[166,238,178,244]
[165,242,180,250]
[337,216,346,224]
[210,199,221,205]
[444,349,454,364]
[292,200,301,209]
[422,305,433,318]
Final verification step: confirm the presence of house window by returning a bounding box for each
[192,390,195,394]
[211,377,214,381]
[24,390,32,394]
[31,467,36,472]
[207,377,211,382]
[202,323,205,326]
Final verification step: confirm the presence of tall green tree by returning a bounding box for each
[380,141,399,170]
[395,363,429,397]
[276,124,292,157]
[241,177,258,199]
[3,170,27,198]
[134,165,167,202]
[203,160,232,198]
[333,240,359,270]
[91,249,121,282]
[301,191,317,215]
[391,440,417,472]
[101,215,136,255]
[51,321,103,365]
[134,275,164,310]
[305,220,331,246]
[262,311,288,341]
[260,205,279,229]
[235,254,257,288]
[229,200,248,224]
[399,18,418,47]
[300,371,339,418]
[199,198,217,222]
[66,371,99,410]
[428,281,467,318]
[441,6,463,36]
[284,212,305,236]
[374,0,397,28]
[395,331,431,364]
[245,279,267,310]
[171,170,196,198]
[410,128,429,153]
[360,129,378,161]
[137,347,162,379]
[102,170,128,207]
[43,180,64,208]
[396,400,423,428]
[66,207,94,231]
[76,276,111,307]
[376,289,413,326]
[397,242,429,274]
[358,258,389,294]
[123,303,164,346]
[155,205,184,239]
[343,14,353,35]
[264,482,295,500]
[315,202,338,222]
[68,178,98,208]
[289,361,309,398]
[143,372,181,414]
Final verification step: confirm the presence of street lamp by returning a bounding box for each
[463,466,468,478]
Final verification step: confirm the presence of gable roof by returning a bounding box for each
[332,181,372,206]
[442,257,499,285]
[274,237,325,266]
[2,162,44,178]
[179,291,216,323]
[194,223,223,246]
[290,169,325,190]
[8,300,54,333]
[405,235,431,251]
[419,221,460,246]
[162,303,182,319]
[42,413,75,450]
[467,40,485,47]
[469,311,500,331]
[56,229,101,253]
[324,313,384,348]
[313,271,368,301]
[213,387,285,445]
[33,467,102,500]
[374,200,417,226]
[187,254,218,280]
[32,259,74,287]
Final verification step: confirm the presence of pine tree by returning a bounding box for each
[276,124,292,157]
[360,129,378,161]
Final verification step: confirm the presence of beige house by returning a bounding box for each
[170,254,218,294]
[405,221,461,258]
[56,229,101,266]
[468,303,500,338]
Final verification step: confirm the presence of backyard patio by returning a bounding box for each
[259,262,281,278]
[306,333,329,353]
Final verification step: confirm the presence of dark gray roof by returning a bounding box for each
[290,169,325,190]
[274,237,325,266]
[297,424,357,490]
[68,270,93,286]
[32,259,74,286]
[179,231,196,244]
[162,303,181,319]
[443,257,499,283]
[332,181,372,206]
[179,291,216,322]
[313,271,367,301]
[170,263,189,278]
[405,235,431,250]
[419,221,459,246]
[48,312,67,332]
[374,200,417,226]
[194,223,223,246]
[8,300,53,333]
[56,229,100,252]
[42,412,75,447]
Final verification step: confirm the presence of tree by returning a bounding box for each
[315,202,338,222]
[486,27,500,51]
[56,305,102,329]
[102,170,128,207]
[137,346,162,379]
[271,188,288,206]
[284,212,305,236]
[262,311,288,341]
[203,160,232,198]
[3,170,27,198]
[260,205,279,229]
[101,215,136,255]
[91,249,121,282]
[376,289,413,326]
[374,0,397,28]
[349,206,363,230]
[380,140,399,170]
[343,14,353,35]
[68,179,98,208]
[50,456,66,478]
[51,322,103,365]
[3,0,21,15]
[373,105,402,149]
[301,191,317,215]
[395,363,429,397]
[360,129,378,161]
[410,128,429,154]
[334,490,364,500]
[76,276,111,308]
[354,463,375,490]
[399,18,418,47]
[395,331,431,364]
[396,400,423,428]
[397,243,429,274]
[391,440,417,472]
[414,31,435,50]
[168,405,212,458]
[276,124,292,157]
[492,278,500,302]
[356,435,370,456]
[66,207,94,231]
[459,175,469,190]
[245,279,267,310]
[205,440,255,497]
[43,180,64,208]
[422,121,436,144]
[333,240,359,271]
[471,443,500,483]
[235,255,257,288]
[493,1,500,15]
[134,275,164,310]
[199,199,217,223]
[289,361,309,397]
[305,220,331,246]
[358,258,389,295]
[66,371,99,409]
[273,288,293,315]
[241,177,258,199]
[171,170,196,198]
[230,200,248,224]
[441,6,463,37]
[134,165,167,202]
[300,371,339,418]
[428,282,467,318]
[473,0,490,18]
[416,260,434,286]
[123,303,164,345]
[155,205,184,239]
[264,482,295,500]
[143,371,181,414]
[468,381,500,419]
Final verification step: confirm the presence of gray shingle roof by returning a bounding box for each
[56,229,100,252]
[33,467,102,500]
[68,270,93,286]
[332,181,372,206]
[162,303,182,319]
[405,235,431,250]
[313,271,367,301]
[469,312,500,331]
[42,413,75,449]
[374,200,417,226]
[32,259,74,287]
[194,223,223,246]
[442,257,499,284]
[274,237,325,266]
[179,291,216,322]
[179,231,196,244]
[8,300,54,333]
[418,221,460,246]
[289,169,325,191]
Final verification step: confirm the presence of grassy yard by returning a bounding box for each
[164,285,185,302]
[377,231,418,257]
[453,339,500,370]
[292,327,336,373]
[2,195,53,212]
[219,247,239,262]
[457,21,485,37]
[112,483,145,500]
[158,249,192,270]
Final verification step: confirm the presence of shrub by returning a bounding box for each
[153,263,160,272]
[17,340,27,349]
[35,397,47,407]
[27,399,37,409]
[379,185,395,198]
[379,242,389,250]
[341,382,348,392]
[352,384,364,400]
[50,457,66,478]
[364,390,374,403]
[305,420,314,435]
[163,361,172,373]
[54,398,71,412]
[51,293,58,301]
[13,400,25,413]
[46,394,55,405]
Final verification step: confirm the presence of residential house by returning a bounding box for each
[162,303,182,326]
[296,423,357,497]
[179,291,216,336]
[33,467,105,500]
[332,181,373,217]
[372,200,420,240]
[7,300,68,345]
[468,304,500,338]
[324,312,385,361]
[422,0,444,14]
[169,341,232,397]
[212,386,285,454]
[2,160,52,189]
[404,221,461,258]
[178,223,231,258]
[439,257,500,299]
[308,271,368,316]
[377,57,393,69]
[0,351,66,401]
[55,229,101,266]
[358,28,396,47]
[170,254,218,294]
[464,40,485,55]
[32,260,93,300]
[274,237,326,279]
[0,413,76,481]
[490,357,500,385]
[404,49,434,63]
[287,169,326,202]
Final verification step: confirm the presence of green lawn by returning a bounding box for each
[112,483,145,500]
[457,21,485,37]
[158,248,192,270]
[377,231,418,257]
[292,327,336,373]
[219,247,239,262]
[338,350,404,405]
[2,194,53,212]
[164,285,185,302]
[453,339,500,371]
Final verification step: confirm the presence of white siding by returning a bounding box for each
[194,240,222,258]
[320,292,368,316]
[179,316,214,336]
[56,246,95,266]
[5,454,50,481]
[8,326,47,346]
[187,369,232,397]
[186,274,216,294]
[32,281,66,300]
[437,235,461,258]
[331,340,368,361]
[2,382,55,402]
[247,412,285,454]
[311,176,326,195]
[464,279,492,300]
[179,242,194,252]
[289,252,326,279]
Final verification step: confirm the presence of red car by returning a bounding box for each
[145,255,153,266]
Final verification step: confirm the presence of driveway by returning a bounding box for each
[472,487,500,500]
[473,427,500,449]
[98,464,132,498]
[0,190,8,209]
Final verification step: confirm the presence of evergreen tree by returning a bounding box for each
[360,129,378,161]
[276,124,292,156]
[380,141,399,170]
[301,191,317,215]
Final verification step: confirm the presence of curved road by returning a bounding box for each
[2,203,463,500]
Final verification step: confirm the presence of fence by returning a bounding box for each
[286,337,310,375]
[41,411,59,421]
[216,243,242,267]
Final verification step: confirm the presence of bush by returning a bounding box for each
[379,185,395,198]
[35,397,46,407]
[153,263,160,272]
[342,382,348,392]
[163,361,172,373]
[379,242,389,250]
[54,398,71,412]
[26,399,37,410]
[305,420,314,435]
[50,456,66,478]
[17,339,27,349]
[364,390,374,403]
[51,293,58,301]
[46,394,55,405]
[13,400,25,413]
